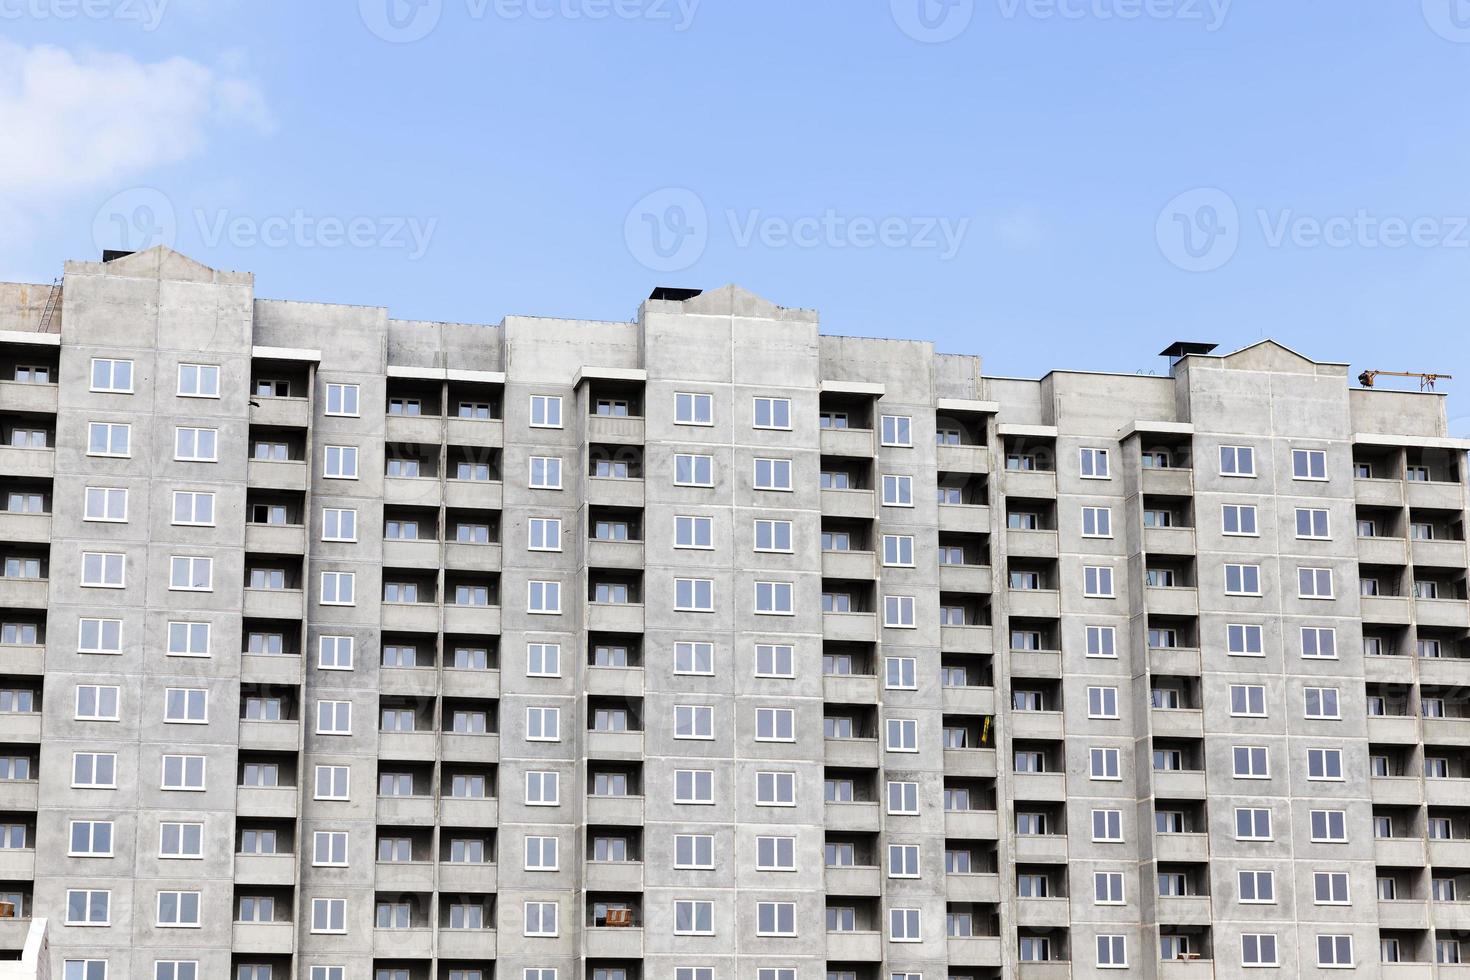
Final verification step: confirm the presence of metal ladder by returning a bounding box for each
[37,278,60,333]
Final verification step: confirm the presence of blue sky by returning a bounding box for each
[3,1,1468,428]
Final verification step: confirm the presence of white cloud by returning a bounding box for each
[0,41,272,201]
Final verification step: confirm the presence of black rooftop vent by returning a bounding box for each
[102,250,136,263]
[648,287,703,302]
[1159,341,1218,362]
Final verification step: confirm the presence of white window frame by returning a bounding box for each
[175,363,220,399]
[1293,448,1328,481]
[674,453,715,487]
[675,391,713,426]
[1224,563,1262,596]
[881,473,914,507]
[1222,503,1259,536]
[1083,565,1115,598]
[675,515,714,550]
[318,634,354,670]
[528,517,563,552]
[81,551,126,589]
[322,508,357,542]
[315,700,352,735]
[1079,447,1110,479]
[754,580,794,616]
[528,580,562,614]
[324,382,360,417]
[880,414,912,447]
[86,421,131,457]
[1298,566,1334,599]
[171,490,215,527]
[754,518,793,553]
[83,487,128,523]
[89,357,133,393]
[1220,444,1256,477]
[319,571,356,606]
[323,445,358,479]
[529,455,563,489]
[1081,506,1112,538]
[753,396,792,430]
[529,395,563,429]
[753,457,793,492]
[173,426,218,463]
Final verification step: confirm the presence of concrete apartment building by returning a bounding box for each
[0,245,1465,980]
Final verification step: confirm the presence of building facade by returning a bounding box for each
[0,246,1466,980]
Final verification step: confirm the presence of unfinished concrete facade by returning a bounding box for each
[0,246,1467,980]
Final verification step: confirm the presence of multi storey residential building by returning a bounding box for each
[0,246,1466,980]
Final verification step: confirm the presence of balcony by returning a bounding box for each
[1432,902,1470,931]
[1158,960,1215,980]
[820,488,876,520]
[376,794,436,825]
[1422,715,1470,743]
[385,413,444,444]
[824,801,881,833]
[585,414,644,445]
[441,732,500,763]
[1010,711,1063,740]
[437,928,498,960]
[823,611,878,643]
[0,645,43,676]
[0,446,53,479]
[1151,769,1206,798]
[943,748,998,779]
[382,538,440,568]
[234,852,297,887]
[1141,466,1194,496]
[1413,537,1470,568]
[585,666,643,699]
[946,872,1001,904]
[1149,647,1200,676]
[946,936,1003,967]
[1009,771,1066,801]
[941,624,993,654]
[1429,838,1470,867]
[1360,595,1412,625]
[585,927,643,959]
[586,539,644,570]
[825,931,882,961]
[942,685,996,715]
[1009,649,1061,679]
[819,426,875,457]
[1153,832,1208,864]
[1368,712,1422,743]
[1006,528,1057,559]
[444,541,502,572]
[1357,535,1409,565]
[374,928,432,958]
[383,476,443,508]
[239,719,300,752]
[1355,477,1405,507]
[243,588,304,620]
[378,730,437,760]
[822,549,877,580]
[586,603,644,634]
[1419,657,1470,687]
[1374,838,1427,869]
[1151,708,1204,739]
[584,861,643,892]
[1144,525,1196,556]
[0,781,37,811]
[233,920,295,954]
[249,395,309,428]
[1417,598,1470,630]
[1425,776,1470,807]
[438,796,497,827]
[374,861,434,893]
[944,809,999,839]
[824,737,880,769]
[380,668,437,697]
[1016,896,1069,929]
[443,667,500,699]
[939,563,993,594]
[0,850,33,879]
[1370,775,1424,806]
[936,443,990,474]
[445,416,505,448]
[938,504,991,535]
[1376,899,1429,930]
[823,673,878,704]
[0,379,57,414]
[443,479,503,511]
[438,861,496,893]
[823,865,881,896]
[1406,479,1466,510]
[1003,468,1056,498]
[1154,894,1212,926]
[0,512,49,545]
[586,730,644,760]
[442,603,501,636]
[0,578,46,608]
[1011,834,1067,864]
[1146,586,1199,617]
[585,794,643,825]
[236,785,297,818]
[246,458,307,491]
[1006,589,1060,619]
[586,477,643,509]
[0,714,39,742]
[382,602,439,633]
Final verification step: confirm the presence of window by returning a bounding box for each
[880,414,912,446]
[754,457,793,491]
[1233,745,1269,779]
[156,890,201,927]
[676,515,713,549]
[1087,625,1116,657]
[315,765,350,800]
[176,364,219,398]
[1317,935,1354,968]
[90,357,133,392]
[1302,626,1338,658]
[320,571,355,605]
[525,835,558,871]
[1223,503,1258,536]
[173,427,217,462]
[66,889,110,925]
[1299,566,1334,598]
[1295,507,1330,539]
[1087,686,1119,719]
[1092,808,1123,841]
[756,707,795,741]
[887,780,918,814]
[528,580,561,614]
[529,456,562,489]
[82,551,125,588]
[757,901,796,937]
[881,474,913,506]
[318,635,353,670]
[323,445,358,479]
[72,752,117,788]
[1230,685,1267,717]
[667,640,712,675]
[1308,748,1343,780]
[1083,565,1114,597]
[527,642,560,677]
[883,594,915,627]
[885,656,917,689]
[1235,807,1272,840]
[674,769,714,804]
[1242,933,1279,967]
[1094,871,1125,904]
[311,898,347,934]
[1090,747,1121,780]
[1079,447,1110,478]
[68,820,113,856]
[1226,623,1264,656]
[524,901,558,936]
[888,907,920,942]
[154,963,198,980]
[674,900,714,935]
[1304,687,1339,719]
[1313,871,1349,905]
[529,394,562,428]
[528,518,562,551]
[674,834,714,868]
[323,382,359,416]
[159,822,202,858]
[753,642,791,677]
[886,718,918,752]
[675,391,713,425]
[87,421,130,456]
[755,519,793,552]
[1311,809,1347,841]
[322,508,356,542]
[84,487,128,523]
[1096,935,1127,968]
[75,685,120,721]
[756,770,795,805]
[1081,506,1111,537]
[674,578,714,612]
[525,771,559,806]
[1239,869,1275,903]
[1225,563,1261,595]
[753,396,791,429]
[161,754,205,790]
[754,581,794,615]
[674,453,714,486]
[316,700,352,735]
[1220,444,1255,476]
[164,688,207,724]
[1293,448,1328,480]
